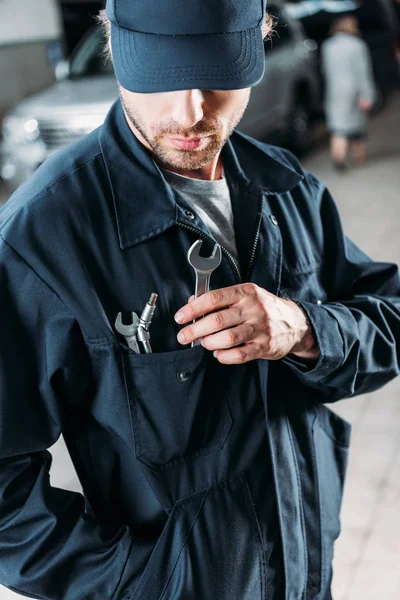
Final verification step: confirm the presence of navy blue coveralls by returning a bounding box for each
[1,100,400,600]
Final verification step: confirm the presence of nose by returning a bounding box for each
[171,89,204,129]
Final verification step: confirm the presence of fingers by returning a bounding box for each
[201,323,255,351]
[177,307,242,345]
[213,342,260,365]
[175,285,247,324]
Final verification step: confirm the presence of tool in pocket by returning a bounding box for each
[137,293,158,354]
[115,293,158,354]
[187,239,222,347]
[115,311,141,354]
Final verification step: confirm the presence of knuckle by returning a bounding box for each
[255,342,264,357]
[187,304,196,320]
[263,336,272,352]
[228,329,238,345]
[249,344,260,361]
[210,289,221,306]
[214,311,225,329]
[244,282,259,297]
[246,323,256,338]
[237,348,247,363]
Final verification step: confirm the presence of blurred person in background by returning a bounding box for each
[321,15,376,171]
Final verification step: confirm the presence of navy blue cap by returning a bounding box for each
[106,0,267,93]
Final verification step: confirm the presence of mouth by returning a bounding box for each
[168,136,209,150]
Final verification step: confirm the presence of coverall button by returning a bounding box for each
[185,210,195,220]
[177,369,191,383]
[269,214,279,226]
[317,299,322,305]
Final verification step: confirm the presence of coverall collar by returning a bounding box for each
[99,100,303,249]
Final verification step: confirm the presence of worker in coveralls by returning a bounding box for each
[0,1,399,599]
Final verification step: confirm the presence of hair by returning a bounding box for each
[96,9,112,61]
[96,8,275,63]
[330,15,360,37]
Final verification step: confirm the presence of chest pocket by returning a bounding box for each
[122,344,232,470]
[279,262,328,305]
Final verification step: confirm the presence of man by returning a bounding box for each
[0,1,399,599]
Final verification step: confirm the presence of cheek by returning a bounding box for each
[214,90,250,119]
[234,90,251,113]
[135,98,162,122]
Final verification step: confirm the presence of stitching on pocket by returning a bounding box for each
[122,350,233,470]
[282,262,323,278]
[159,473,264,600]
[159,489,210,600]
[128,344,205,367]
[243,476,267,600]
[285,416,308,596]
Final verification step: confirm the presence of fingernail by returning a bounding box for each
[177,331,185,343]
[175,311,184,323]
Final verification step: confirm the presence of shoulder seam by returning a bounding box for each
[0,152,103,235]
[0,234,90,338]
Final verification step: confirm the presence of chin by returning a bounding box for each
[163,151,211,170]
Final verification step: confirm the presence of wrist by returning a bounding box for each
[287,300,320,360]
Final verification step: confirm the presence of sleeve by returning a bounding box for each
[356,40,377,105]
[0,236,153,600]
[283,180,400,403]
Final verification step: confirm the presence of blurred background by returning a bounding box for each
[0,0,399,598]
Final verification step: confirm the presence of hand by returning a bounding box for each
[174,283,320,364]
[358,98,372,112]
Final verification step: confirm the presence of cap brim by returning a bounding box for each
[111,24,265,93]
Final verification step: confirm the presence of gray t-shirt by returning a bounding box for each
[163,169,240,272]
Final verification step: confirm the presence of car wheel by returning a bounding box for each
[287,97,313,156]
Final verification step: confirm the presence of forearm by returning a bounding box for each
[283,295,400,402]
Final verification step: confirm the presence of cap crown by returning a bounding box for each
[106,0,266,35]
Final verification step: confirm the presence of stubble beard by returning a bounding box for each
[120,92,250,172]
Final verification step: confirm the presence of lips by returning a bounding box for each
[169,137,204,150]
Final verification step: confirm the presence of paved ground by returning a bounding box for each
[303,91,400,600]
[0,92,399,599]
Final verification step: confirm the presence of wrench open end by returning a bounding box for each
[187,239,222,346]
[187,240,222,273]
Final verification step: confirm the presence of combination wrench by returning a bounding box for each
[187,239,222,347]
[115,312,141,354]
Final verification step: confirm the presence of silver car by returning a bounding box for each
[1,2,319,192]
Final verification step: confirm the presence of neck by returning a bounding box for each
[161,159,223,181]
